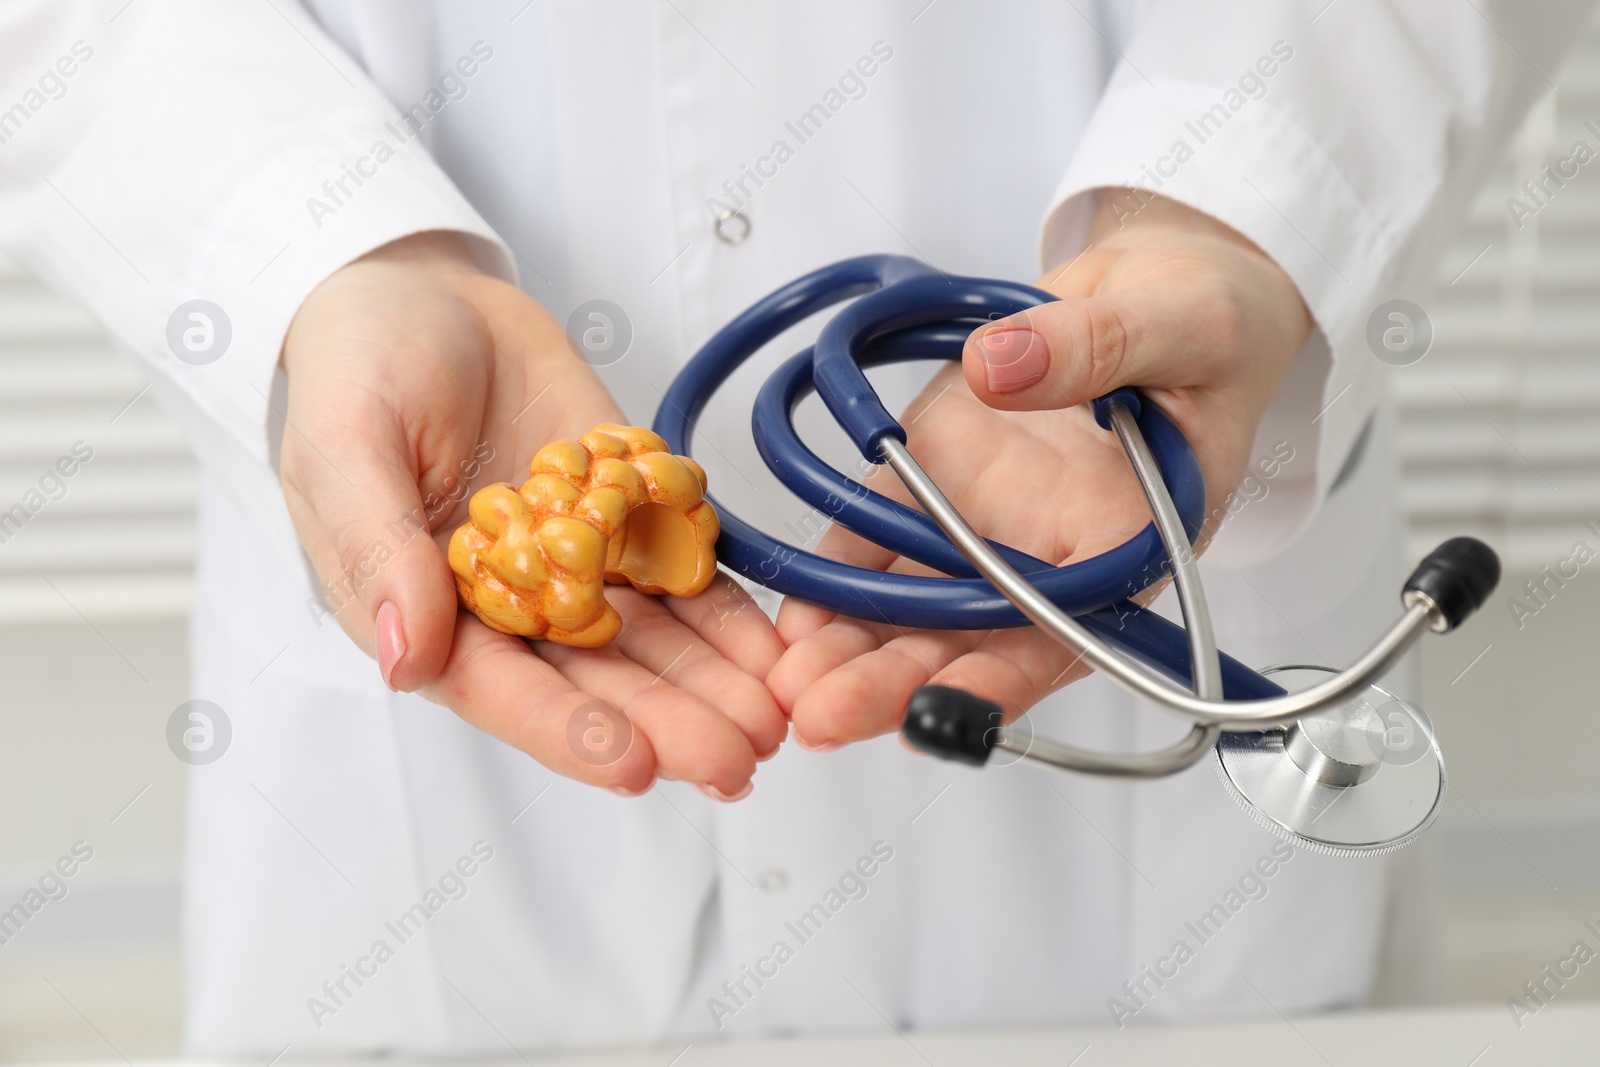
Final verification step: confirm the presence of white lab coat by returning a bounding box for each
[0,0,1587,1055]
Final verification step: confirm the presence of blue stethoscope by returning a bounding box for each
[653,255,1500,856]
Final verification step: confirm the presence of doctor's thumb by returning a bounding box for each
[363,531,460,694]
[962,295,1158,413]
[288,446,461,694]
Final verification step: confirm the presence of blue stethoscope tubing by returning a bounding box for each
[652,254,1285,702]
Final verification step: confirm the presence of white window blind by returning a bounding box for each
[0,252,196,621]
[1398,14,1600,572]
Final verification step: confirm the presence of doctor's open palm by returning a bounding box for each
[278,232,787,800]
[771,195,1314,747]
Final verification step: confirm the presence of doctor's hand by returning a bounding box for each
[279,232,786,799]
[770,193,1312,748]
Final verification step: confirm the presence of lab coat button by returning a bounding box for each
[754,867,789,893]
[714,208,751,245]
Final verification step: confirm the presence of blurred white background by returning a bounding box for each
[7,16,1600,1064]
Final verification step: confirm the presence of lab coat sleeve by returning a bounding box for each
[1039,0,1595,567]
[0,0,514,563]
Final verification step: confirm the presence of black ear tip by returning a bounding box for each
[1405,537,1501,631]
[901,685,1002,767]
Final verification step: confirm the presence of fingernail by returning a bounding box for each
[609,782,654,798]
[977,328,1048,393]
[696,781,754,803]
[794,734,841,754]
[757,724,788,762]
[376,600,406,690]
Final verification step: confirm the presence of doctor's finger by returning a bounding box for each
[426,613,660,792]
[953,267,1254,415]
[960,289,1177,415]
[661,572,787,682]
[537,637,760,797]
[768,612,894,721]
[924,629,1097,722]
[769,506,920,714]
[772,487,968,719]
[612,588,789,759]
[281,410,461,694]
[786,625,985,747]
[772,500,902,648]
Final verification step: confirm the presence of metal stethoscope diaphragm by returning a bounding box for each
[652,255,1500,856]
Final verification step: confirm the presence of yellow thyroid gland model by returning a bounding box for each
[449,424,719,646]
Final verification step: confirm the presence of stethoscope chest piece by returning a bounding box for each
[1214,666,1446,857]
